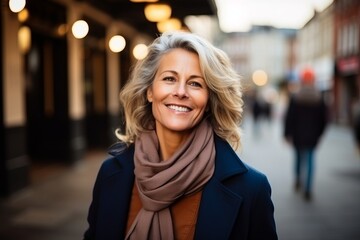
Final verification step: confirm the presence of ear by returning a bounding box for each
[147,87,153,102]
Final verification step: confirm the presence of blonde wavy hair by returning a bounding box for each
[116,31,244,150]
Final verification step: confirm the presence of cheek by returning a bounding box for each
[199,93,210,112]
[149,82,170,102]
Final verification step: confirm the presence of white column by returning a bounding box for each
[67,5,85,120]
[106,25,121,116]
[2,8,25,127]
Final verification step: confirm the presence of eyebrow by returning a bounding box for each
[159,70,204,80]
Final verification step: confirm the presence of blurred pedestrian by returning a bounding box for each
[84,31,277,240]
[284,67,328,201]
[252,90,264,136]
[251,90,272,136]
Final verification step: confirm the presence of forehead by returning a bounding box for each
[162,48,197,58]
[158,48,200,69]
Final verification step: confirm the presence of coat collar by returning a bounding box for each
[194,135,248,239]
[212,135,248,180]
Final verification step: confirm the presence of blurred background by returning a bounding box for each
[0,0,359,239]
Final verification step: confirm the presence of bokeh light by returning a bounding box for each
[144,4,171,22]
[252,70,268,86]
[157,18,182,33]
[133,44,148,60]
[18,25,31,54]
[109,35,126,53]
[9,0,26,13]
[71,20,89,39]
[17,8,29,22]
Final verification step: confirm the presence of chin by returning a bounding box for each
[163,122,193,132]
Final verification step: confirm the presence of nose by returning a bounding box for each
[173,81,188,99]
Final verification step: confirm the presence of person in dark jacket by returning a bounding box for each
[284,67,328,201]
[84,31,277,240]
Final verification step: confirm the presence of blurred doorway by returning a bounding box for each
[24,1,70,162]
[83,18,109,149]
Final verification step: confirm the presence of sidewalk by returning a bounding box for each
[239,117,360,240]
[0,117,359,240]
[0,151,107,240]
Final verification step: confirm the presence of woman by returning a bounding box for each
[84,31,277,240]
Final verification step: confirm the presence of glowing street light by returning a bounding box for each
[71,20,89,39]
[9,0,26,13]
[252,70,268,86]
[144,3,171,22]
[109,35,126,53]
[133,44,148,60]
[157,18,181,33]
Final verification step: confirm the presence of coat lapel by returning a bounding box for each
[195,136,248,240]
[98,144,136,239]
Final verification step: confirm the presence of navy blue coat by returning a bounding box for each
[84,135,278,240]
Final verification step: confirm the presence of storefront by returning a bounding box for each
[0,0,132,197]
[335,56,360,125]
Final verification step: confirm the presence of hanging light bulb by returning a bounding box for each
[144,3,171,22]
[9,0,26,13]
[133,44,148,60]
[71,20,89,39]
[157,18,181,33]
[18,8,29,22]
[57,24,68,37]
[109,35,126,53]
[18,26,31,54]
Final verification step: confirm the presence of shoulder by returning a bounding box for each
[228,161,272,197]
[97,144,135,180]
[243,164,272,192]
[213,135,271,193]
[243,163,268,180]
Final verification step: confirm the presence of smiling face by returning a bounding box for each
[147,48,209,136]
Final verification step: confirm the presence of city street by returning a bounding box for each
[239,115,360,240]
[0,115,359,240]
[1,1,359,239]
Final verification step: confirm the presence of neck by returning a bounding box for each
[156,127,191,161]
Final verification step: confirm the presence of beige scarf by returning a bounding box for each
[125,120,216,240]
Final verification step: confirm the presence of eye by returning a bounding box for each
[189,81,202,87]
[163,76,176,82]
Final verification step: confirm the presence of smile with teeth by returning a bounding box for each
[166,104,191,112]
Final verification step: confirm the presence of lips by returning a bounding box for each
[166,104,192,112]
